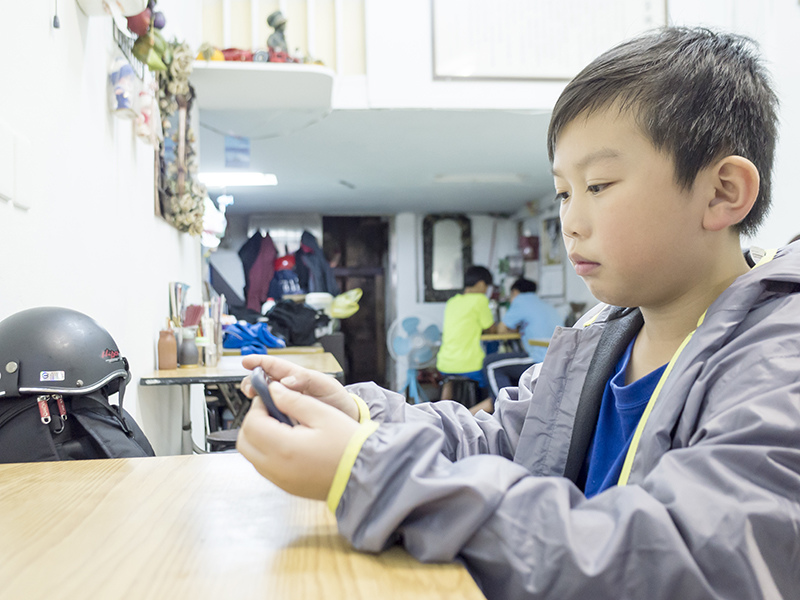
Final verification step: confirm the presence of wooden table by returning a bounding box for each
[139,354,344,454]
[0,454,484,600]
[480,331,524,353]
[224,345,325,356]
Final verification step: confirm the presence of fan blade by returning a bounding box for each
[401,316,420,335]
[411,346,434,366]
[392,336,411,356]
[422,324,441,343]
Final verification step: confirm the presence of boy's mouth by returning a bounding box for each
[569,253,601,276]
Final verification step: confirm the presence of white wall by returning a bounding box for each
[0,2,203,455]
[391,213,440,390]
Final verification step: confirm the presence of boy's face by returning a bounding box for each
[552,108,709,309]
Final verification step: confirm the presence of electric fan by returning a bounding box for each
[386,316,441,403]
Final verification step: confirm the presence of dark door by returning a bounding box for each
[323,216,388,387]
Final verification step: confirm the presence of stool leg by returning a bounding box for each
[440,380,453,401]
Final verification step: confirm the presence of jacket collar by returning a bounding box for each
[562,308,642,484]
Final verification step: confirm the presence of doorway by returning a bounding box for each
[323,216,389,387]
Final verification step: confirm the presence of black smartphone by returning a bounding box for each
[250,366,294,426]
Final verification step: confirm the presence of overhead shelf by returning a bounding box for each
[189,61,336,140]
[190,61,335,111]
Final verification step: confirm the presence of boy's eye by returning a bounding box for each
[587,184,607,194]
[554,191,570,204]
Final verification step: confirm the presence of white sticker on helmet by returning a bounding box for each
[40,371,65,382]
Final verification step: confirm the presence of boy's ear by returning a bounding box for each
[702,155,760,232]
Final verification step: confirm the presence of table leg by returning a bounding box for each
[181,384,193,455]
[179,384,208,454]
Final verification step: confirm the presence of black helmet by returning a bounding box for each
[0,307,130,399]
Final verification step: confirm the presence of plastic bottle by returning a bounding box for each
[195,336,211,367]
[157,329,178,370]
[178,327,199,367]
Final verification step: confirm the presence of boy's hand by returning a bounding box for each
[240,354,359,421]
[236,378,360,500]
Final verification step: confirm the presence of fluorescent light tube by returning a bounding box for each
[434,173,525,184]
[198,172,278,187]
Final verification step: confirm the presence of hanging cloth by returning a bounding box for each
[293,230,340,295]
[238,231,262,305]
[239,232,278,312]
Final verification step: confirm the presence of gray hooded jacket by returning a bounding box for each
[338,244,800,600]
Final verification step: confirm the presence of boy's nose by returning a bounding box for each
[560,197,588,240]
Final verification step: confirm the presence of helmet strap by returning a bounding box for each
[0,359,20,397]
[113,357,132,435]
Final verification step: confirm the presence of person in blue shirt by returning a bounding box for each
[501,278,561,362]
[481,278,562,405]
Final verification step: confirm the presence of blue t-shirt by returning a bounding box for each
[502,293,562,362]
[581,338,668,498]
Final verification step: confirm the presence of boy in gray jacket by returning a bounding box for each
[236,27,800,600]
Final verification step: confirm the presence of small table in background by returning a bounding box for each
[223,345,325,356]
[480,331,525,354]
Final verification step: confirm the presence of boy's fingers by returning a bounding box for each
[269,381,340,428]
[245,390,268,415]
[241,355,337,398]
[280,374,299,388]
[278,370,317,392]
[241,354,304,381]
[240,375,254,397]
[240,355,307,398]
[241,353,275,370]
[279,370,340,402]
[239,392,294,450]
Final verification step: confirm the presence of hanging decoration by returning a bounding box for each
[108,53,137,118]
[128,0,169,72]
[156,40,206,235]
[134,81,162,146]
[101,0,205,234]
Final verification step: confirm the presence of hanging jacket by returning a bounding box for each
[240,232,277,312]
[238,231,262,303]
[294,230,340,295]
[333,244,800,600]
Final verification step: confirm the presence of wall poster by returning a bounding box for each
[431,0,666,81]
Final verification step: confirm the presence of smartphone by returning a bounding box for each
[249,366,294,426]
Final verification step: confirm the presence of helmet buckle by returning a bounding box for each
[36,395,51,425]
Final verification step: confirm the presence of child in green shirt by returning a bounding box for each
[435,265,496,397]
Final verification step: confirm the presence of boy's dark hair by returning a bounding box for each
[547,26,779,236]
[464,265,493,288]
[511,278,537,294]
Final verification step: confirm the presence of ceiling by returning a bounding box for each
[196,107,557,217]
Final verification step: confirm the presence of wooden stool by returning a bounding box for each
[206,428,239,452]
[440,376,482,409]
